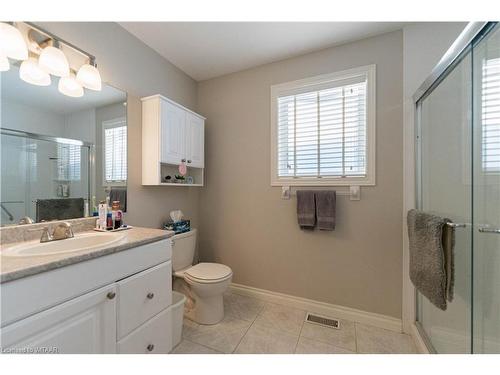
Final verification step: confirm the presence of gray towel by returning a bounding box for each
[109,188,127,212]
[315,191,336,231]
[407,209,455,310]
[297,190,316,229]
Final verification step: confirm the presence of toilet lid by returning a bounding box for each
[185,263,232,281]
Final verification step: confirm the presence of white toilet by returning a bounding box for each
[170,229,233,325]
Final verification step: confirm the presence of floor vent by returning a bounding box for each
[305,313,340,329]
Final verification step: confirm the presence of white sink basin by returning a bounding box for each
[2,232,127,257]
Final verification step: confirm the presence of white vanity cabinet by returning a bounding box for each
[0,238,175,354]
[142,95,205,186]
[1,284,117,354]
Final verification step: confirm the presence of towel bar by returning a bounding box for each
[446,222,467,228]
[478,227,500,234]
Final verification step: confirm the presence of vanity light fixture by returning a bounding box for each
[58,72,84,97]
[2,22,103,98]
[38,44,70,77]
[19,57,51,86]
[0,54,9,71]
[76,61,102,91]
[0,22,28,60]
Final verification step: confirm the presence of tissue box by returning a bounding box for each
[164,219,191,234]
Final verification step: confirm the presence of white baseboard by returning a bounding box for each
[229,283,403,333]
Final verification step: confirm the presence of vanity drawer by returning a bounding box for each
[117,261,172,338]
[117,307,172,354]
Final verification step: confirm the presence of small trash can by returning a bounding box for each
[171,291,186,348]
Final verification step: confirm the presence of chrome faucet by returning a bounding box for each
[18,216,34,225]
[40,222,74,243]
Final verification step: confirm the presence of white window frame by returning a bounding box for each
[102,117,127,187]
[270,65,376,186]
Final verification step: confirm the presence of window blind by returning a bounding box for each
[57,144,81,181]
[277,80,367,178]
[482,57,500,173]
[104,124,127,183]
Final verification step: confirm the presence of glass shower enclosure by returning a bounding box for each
[0,129,92,225]
[415,22,500,353]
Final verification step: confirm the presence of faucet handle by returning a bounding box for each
[52,222,74,240]
[40,227,53,243]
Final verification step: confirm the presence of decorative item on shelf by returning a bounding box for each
[174,174,185,184]
[164,175,172,183]
[178,160,187,176]
[186,176,194,184]
[0,22,102,98]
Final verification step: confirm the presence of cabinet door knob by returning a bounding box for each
[147,292,155,299]
[107,291,116,300]
[147,344,155,352]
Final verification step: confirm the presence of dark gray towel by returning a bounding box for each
[109,188,127,212]
[36,198,84,222]
[297,190,316,229]
[315,191,336,231]
[407,209,455,311]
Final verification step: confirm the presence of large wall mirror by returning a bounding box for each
[1,65,127,226]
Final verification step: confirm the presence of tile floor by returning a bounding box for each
[172,290,417,354]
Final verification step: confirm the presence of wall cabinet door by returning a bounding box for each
[1,284,117,354]
[161,100,186,165]
[186,113,205,168]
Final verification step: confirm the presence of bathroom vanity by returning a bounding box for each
[0,219,175,354]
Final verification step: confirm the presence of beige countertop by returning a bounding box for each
[0,226,175,284]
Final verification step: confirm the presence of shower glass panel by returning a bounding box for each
[416,22,500,354]
[0,131,91,225]
[416,49,473,354]
[472,24,500,354]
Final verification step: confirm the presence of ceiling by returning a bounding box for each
[120,22,409,81]
[2,66,126,115]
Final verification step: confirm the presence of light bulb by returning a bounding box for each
[19,57,51,86]
[58,73,84,97]
[0,22,28,60]
[76,63,102,91]
[39,45,69,77]
[0,54,9,71]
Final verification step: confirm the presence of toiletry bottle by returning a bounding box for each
[98,200,107,230]
[112,201,122,229]
[84,201,89,217]
[106,212,113,230]
[92,196,98,216]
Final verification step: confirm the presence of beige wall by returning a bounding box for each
[39,22,200,229]
[197,31,404,318]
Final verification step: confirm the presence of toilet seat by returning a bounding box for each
[176,262,233,284]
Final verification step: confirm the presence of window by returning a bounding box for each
[270,65,376,186]
[103,118,127,185]
[482,57,500,173]
[57,143,81,181]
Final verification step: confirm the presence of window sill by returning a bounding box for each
[271,176,375,187]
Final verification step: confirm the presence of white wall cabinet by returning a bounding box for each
[142,95,205,186]
[161,100,186,165]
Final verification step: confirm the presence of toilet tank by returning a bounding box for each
[170,228,197,272]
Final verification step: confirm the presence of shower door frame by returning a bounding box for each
[408,21,496,354]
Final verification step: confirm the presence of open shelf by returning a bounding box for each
[159,183,204,187]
